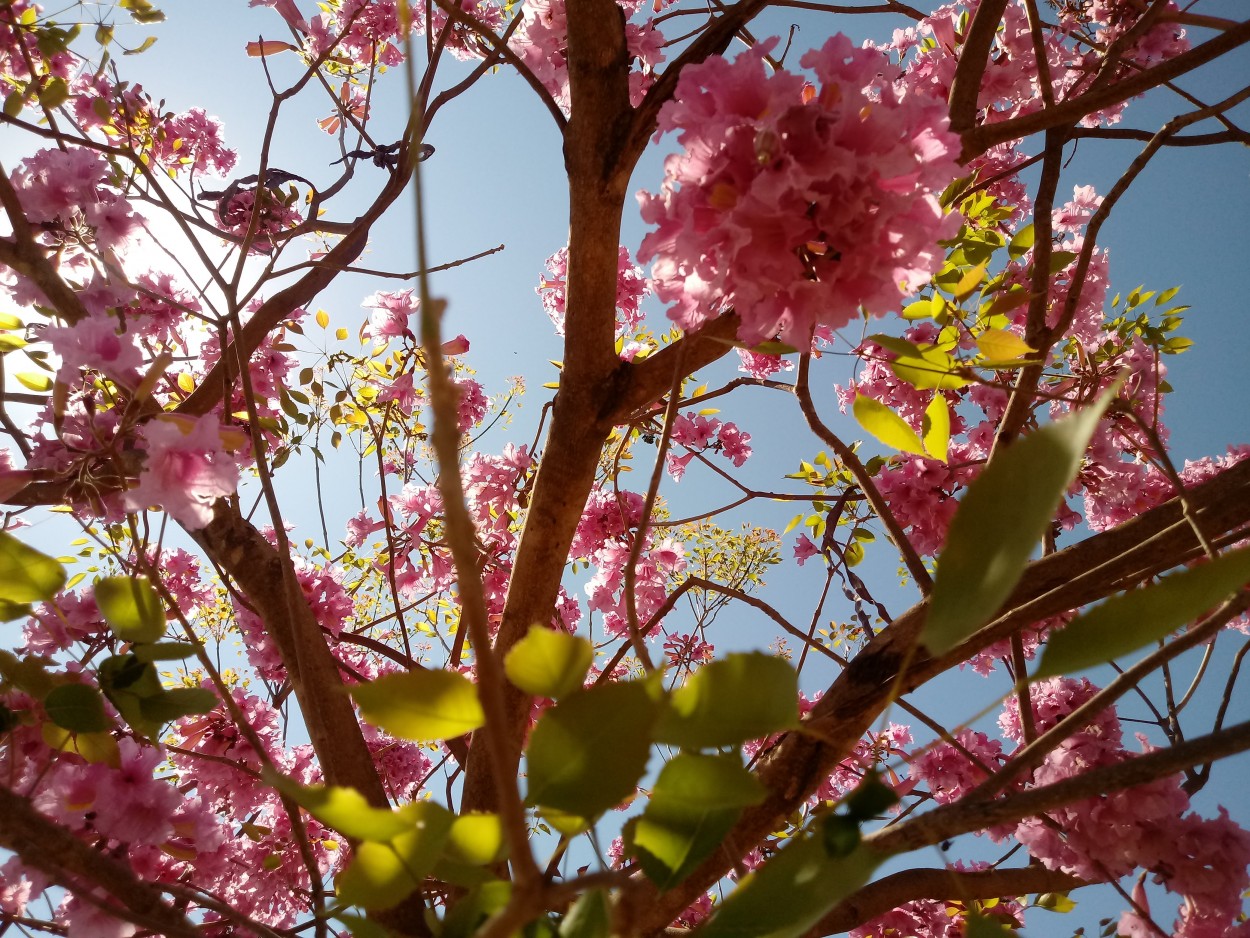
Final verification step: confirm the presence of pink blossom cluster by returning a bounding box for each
[0,661,349,934]
[124,414,242,529]
[638,35,962,348]
[10,148,140,260]
[850,863,1024,938]
[214,187,304,254]
[573,487,685,638]
[69,74,237,178]
[912,679,1250,938]
[537,245,650,339]
[508,0,669,115]
[665,413,753,481]
[0,1,73,84]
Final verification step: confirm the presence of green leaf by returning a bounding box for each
[336,805,453,910]
[266,771,431,842]
[123,35,158,55]
[976,329,1035,362]
[442,881,512,938]
[922,394,950,463]
[137,687,217,723]
[525,680,659,819]
[44,683,111,733]
[352,669,484,742]
[4,89,26,118]
[0,599,32,623]
[853,395,925,457]
[1008,223,1035,259]
[889,347,969,391]
[631,752,765,889]
[655,652,798,750]
[1035,546,1250,679]
[0,530,66,604]
[133,641,198,662]
[37,77,69,109]
[95,576,166,644]
[1035,892,1077,913]
[444,812,507,866]
[559,890,610,938]
[700,832,887,938]
[921,385,1118,655]
[965,910,1018,936]
[504,626,592,699]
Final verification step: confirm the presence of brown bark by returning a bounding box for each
[630,457,1250,930]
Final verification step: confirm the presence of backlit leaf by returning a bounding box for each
[95,576,166,644]
[352,669,484,742]
[976,329,1035,362]
[444,812,507,866]
[631,752,765,889]
[525,680,659,819]
[266,771,431,842]
[922,385,1117,655]
[853,395,925,457]
[922,394,950,462]
[1035,546,1250,679]
[336,806,452,910]
[504,625,592,700]
[655,652,797,750]
[0,530,66,604]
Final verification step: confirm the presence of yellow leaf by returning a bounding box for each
[923,394,950,463]
[953,260,989,301]
[316,309,330,329]
[976,328,1035,361]
[852,394,925,457]
[16,372,51,392]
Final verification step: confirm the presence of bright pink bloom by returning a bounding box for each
[125,415,242,529]
[638,34,960,347]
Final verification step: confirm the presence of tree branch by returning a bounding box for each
[960,18,1250,160]
[0,787,202,938]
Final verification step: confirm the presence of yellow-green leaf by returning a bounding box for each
[976,328,1035,361]
[15,372,51,392]
[922,394,950,463]
[852,395,925,457]
[352,669,484,742]
[1035,546,1250,680]
[504,626,592,700]
[95,576,166,644]
[0,530,66,604]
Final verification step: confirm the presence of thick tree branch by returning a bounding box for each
[947,0,1011,135]
[960,18,1250,160]
[810,865,1087,935]
[630,457,1250,929]
[0,786,203,938]
[865,720,1250,855]
[461,0,639,815]
[192,502,390,809]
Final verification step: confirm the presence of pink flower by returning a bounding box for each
[361,289,418,344]
[638,34,960,347]
[42,313,144,386]
[125,415,242,529]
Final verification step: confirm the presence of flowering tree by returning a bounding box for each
[3,1,1250,937]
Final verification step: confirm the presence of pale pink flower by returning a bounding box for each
[361,288,418,344]
[125,415,242,529]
